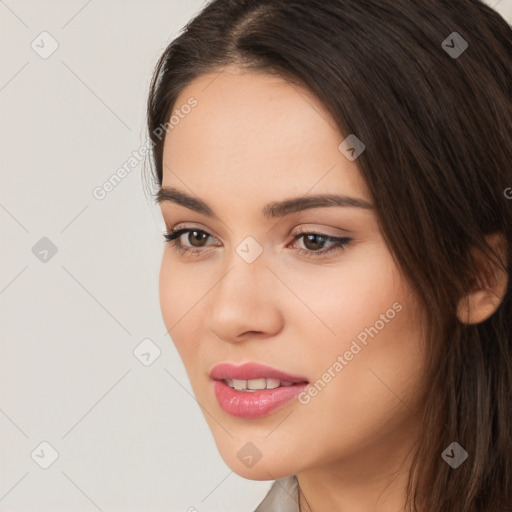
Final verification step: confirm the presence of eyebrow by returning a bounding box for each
[155,186,374,219]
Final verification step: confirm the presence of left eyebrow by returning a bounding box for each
[155,186,374,219]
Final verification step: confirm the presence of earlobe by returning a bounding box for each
[456,232,509,325]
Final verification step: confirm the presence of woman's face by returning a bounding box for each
[158,67,428,480]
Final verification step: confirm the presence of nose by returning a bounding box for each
[205,254,284,344]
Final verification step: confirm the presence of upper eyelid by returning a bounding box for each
[167,220,349,236]
[169,224,337,234]
[168,225,221,243]
[167,225,347,245]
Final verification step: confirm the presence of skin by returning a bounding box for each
[158,66,432,512]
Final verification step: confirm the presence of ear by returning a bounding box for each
[456,232,509,325]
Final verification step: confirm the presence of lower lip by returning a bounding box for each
[212,379,308,419]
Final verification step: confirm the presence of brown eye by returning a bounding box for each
[301,234,328,251]
[163,227,352,260]
[163,228,216,255]
[291,231,353,259]
[187,230,210,247]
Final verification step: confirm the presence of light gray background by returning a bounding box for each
[1,1,511,511]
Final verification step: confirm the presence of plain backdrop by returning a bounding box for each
[1,1,511,511]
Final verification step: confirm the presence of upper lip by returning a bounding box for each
[209,362,308,383]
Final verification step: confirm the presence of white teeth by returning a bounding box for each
[265,378,280,389]
[232,379,247,390]
[247,378,267,390]
[224,378,294,391]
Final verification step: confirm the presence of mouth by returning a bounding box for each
[222,377,305,391]
[209,362,309,418]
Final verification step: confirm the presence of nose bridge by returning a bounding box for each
[215,240,269,311]
[206,238,282,340]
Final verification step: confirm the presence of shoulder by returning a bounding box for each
[252,475,299,512]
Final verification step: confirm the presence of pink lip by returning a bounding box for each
[209,362,309,419]
[209,362,308,383]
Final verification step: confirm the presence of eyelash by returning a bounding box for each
[162,227,352,259]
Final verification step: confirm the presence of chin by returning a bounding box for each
[226,458,295,481]
[213,439,300,481]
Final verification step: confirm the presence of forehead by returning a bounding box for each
[161,68,371,207]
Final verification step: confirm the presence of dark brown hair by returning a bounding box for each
[145,1,512,510]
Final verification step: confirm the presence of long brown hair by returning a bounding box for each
[145,1,512,510]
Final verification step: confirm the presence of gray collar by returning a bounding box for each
[253,476,299,512]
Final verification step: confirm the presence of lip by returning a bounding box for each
[209,362,309,419]
[209,362,308,383]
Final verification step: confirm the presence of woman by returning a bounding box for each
[145,0,512,510]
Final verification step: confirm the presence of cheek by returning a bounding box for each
[158,254,200,356]
[311,292,425,435]
[284,246,427,422]
[159,255,177,327]
[159,251,204,322]
[274,242,402,345]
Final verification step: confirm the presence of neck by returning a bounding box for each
[296,422,422,512]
